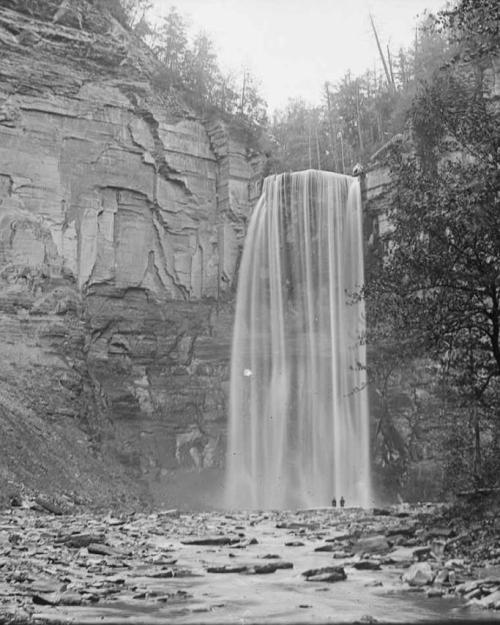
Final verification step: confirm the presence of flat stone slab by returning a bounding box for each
[180,536,241,546]
[0,506,496,624]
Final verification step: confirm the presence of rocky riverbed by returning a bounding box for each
[1,501,500,624]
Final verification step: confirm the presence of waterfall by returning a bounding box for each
[225,170,371,510]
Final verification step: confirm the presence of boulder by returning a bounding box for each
[315,544,340,552]
[433,569,449,586]
[472,589,500,609]
[402,562,434,587]
[386,525,416,538]
[387,547,415,565]
[331,550,354,558]
[353,535,391,555]
[353,560,381,571]
[302,566,347,583]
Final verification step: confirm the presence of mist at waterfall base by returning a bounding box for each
[225,170,371,510]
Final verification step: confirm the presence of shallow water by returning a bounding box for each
[28,513,500,624]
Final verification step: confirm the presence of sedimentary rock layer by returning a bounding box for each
[0,1,264,494]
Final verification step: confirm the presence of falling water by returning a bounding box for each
[225,170,371,510]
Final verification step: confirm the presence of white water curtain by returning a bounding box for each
[226,170,371,510]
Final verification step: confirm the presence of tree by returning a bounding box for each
[270,99,327,173]
[183,32,221,107]
[238,68,268,126]
[366,0,500,491]
[146,7,266,125]
[153,6,188,79]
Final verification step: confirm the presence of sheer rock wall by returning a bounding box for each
[0,2,264,488]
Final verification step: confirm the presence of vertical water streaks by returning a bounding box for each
[226,170,370,509]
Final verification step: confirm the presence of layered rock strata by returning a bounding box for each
[0,1,264,493]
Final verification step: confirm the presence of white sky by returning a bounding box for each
[150,0,450,112]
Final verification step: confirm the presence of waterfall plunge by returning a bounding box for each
[225,170,371,510]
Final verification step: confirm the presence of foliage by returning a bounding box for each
[74,1,267,125]
[127,5,266,125]
[366,0,500,493]
[145,6,267,124]
[439,0,500,60]
[269,12,453,175]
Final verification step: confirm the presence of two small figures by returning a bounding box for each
[332,496,345,508]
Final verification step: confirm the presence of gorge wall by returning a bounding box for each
[0,1,264,502]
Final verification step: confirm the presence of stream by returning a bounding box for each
[1,504,499,623]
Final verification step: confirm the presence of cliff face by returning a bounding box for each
[0,1,264,498]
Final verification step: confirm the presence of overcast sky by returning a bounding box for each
[150,0,450,112]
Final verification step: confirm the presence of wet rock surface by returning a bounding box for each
[1,503,500,623]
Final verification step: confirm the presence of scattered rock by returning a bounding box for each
[3,502,499,621]
[387,547,415,565]
[431,539,446,558]
[87,543,120,556]
[32,591,82,606]
[402,562,434,587]
[456,580,481,595]
[325,532,351,542]
[302,566,346,583]
[353,535,391,555]
[353,560,381,571]
[277,522,319,530]
[29,579,64,594]
[63,533,105,548]
[331,550,354,558]
[433,569,449,586]
[470,589,500,609]
[181,536,240,546]
[426,527,455,540]
[34,496,64,516]
[206,565,247,574]
[271,560,293,570]
[464,587,482,601]
[413,546,432,561]
[246,563,279,574]
[158,509,181,518]
[32,592,62,606]
[260,553,280,559]
[232,537,258,548]
[386,525,416,538]
[315,544,340,552]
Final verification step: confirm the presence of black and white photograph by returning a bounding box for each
[0,0,499,622]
